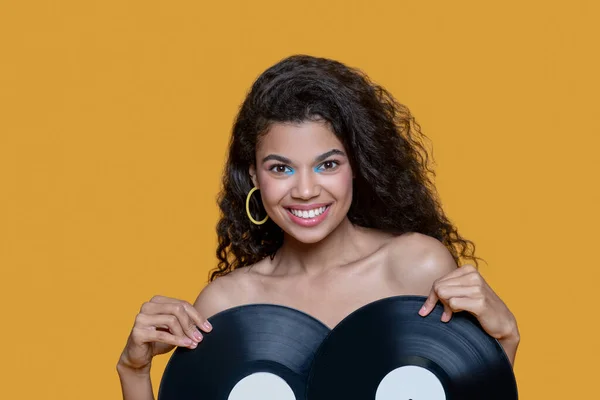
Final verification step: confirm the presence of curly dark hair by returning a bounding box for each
[209,54,478,282]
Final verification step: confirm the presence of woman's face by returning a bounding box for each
[250,120,354,244]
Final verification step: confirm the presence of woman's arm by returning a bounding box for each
[418,263,521,367]
[498,325,520,366]
[117,363,154,400]
[387,233,521,367]
[116,277,236,399]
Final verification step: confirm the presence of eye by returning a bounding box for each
[315,160,339,172]
[269,164,294,175]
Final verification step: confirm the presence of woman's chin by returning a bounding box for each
[280,220,346,245]
[276,224,330,245]
[273,207,350,245]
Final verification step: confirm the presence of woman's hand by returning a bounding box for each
[418,264,520,365]
[118,295,213,374]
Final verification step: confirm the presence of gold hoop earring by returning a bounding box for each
[246,187,269,225]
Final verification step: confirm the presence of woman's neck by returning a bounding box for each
[271,218,368,276]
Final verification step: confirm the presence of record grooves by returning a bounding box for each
[306,295,518,400]
[157,304,330,400]
[158,296,518,399]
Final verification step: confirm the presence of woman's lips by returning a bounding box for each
[286,204,331,227]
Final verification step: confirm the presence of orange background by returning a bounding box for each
[1,0,598,398]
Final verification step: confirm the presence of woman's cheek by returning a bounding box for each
[258,179,280,208]
[329,168,353,197]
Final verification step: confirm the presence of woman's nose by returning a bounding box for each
[291,170,320,200]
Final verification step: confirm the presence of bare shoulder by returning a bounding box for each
[192,267,258,319]
[384,232,458,295]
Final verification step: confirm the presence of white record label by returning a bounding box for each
[227,372,296,400]
[375,365,446,400]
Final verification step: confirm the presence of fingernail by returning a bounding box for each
[418,305,427,316]
[203,321,212,331]
[441,312,449,322]
[193,330,203,342]
[189,342,197,349]
[183,338,193,346]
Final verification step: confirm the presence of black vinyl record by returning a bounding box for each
[157,304,330,400]
[306,295,518,400]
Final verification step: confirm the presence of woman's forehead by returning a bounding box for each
[257,121,344,159]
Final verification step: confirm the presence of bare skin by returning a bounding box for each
[117,121,520,399]
[199,229,450,330]
[117,229,519,400]
[195,226,518,355]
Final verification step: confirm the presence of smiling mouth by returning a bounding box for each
[286,205,331,219]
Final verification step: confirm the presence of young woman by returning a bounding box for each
[117,55,520,399]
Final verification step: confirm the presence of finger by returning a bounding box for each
[439,299,454,323]
[133,326,196,348]
[419,288,439,317]
[141,302,205,342]
[149,295,183,304]
[433,271,485,291]
[434,282,483,323]
[137,313,187,339]
[146,298,212,333]
[135,314,200,349]
[436,285,483,301]
[182,303,213,334]
[134,314,199,349]
[419,291,455,322]
[419,275,466,317]
[165,302,208,341]
[447,297,486,317]
[419,265,479,318]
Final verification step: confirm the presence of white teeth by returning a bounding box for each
[290,206,327,219]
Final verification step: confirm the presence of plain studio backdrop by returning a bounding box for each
[1,1,598,398]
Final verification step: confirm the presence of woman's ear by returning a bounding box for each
[248,165,258,188]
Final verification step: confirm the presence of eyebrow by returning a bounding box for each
[314,149,346,163]
[262,154,292,164]
[262,149,346,164]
